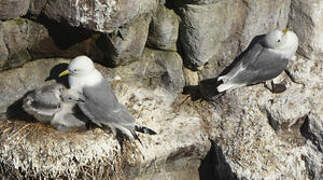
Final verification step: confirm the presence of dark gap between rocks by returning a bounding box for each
[300,115,322,152]
[31,13,94,49]
[199,140,238,180]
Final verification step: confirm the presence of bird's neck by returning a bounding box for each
[69,70,103,91]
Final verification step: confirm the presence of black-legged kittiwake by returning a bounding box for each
[59,56,157,141]
[216,28,299,92]
[23,83,88,132]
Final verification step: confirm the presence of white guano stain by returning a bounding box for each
[73,0,116,32]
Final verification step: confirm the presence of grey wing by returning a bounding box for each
[77,81,135,128]
[231,47,288,84]
[219,42,264,83]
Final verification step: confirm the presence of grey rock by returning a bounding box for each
[153,49,185,93]
[238,0,291,49]
[289,0,323,58]
[43,0,158,33]
[147,6,179,51]
[177,1,246,69]
[29,0,48,17]
[0,18,107,71]
[1,19,32,70]
[307,113,323,152]
[0,22,9,68]
[115,48,185,94]
[105,15,151,66]
[0,0,30,20]
[302,142,323,180]
[170,0,221,6]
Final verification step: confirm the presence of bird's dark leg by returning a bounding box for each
[284,69,305,86]
[264,81,287,94]
[203,96,217,108]
[202,92,225,109]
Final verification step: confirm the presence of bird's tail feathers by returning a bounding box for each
[217,83,231,92]
[134,124,157,135]
[109,123,142,143]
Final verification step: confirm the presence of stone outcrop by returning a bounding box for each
[0,0,30,20]
[0,18,107,71]
[147,6,179,51]
[114,48,185,94]
[0,0,322,179]
[176,1,245,69]
[43,0,158,33]
[289,0,323,58]
[105,15,151,66]
[29,0,47,17]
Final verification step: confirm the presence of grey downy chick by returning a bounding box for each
[23,83,88,132]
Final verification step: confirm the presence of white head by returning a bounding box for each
[263,29,299,53]
[59,56,103,89]
[68,56,96,75]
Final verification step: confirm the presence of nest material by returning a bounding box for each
[0,119,142,179]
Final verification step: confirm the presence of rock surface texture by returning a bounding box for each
[0,0,30,20]
[43,0,158,33]
[0,0,322,179]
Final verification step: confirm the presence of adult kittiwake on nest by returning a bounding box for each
[23,83,88,132]
[58,56,157,142]
[216,28,299,93]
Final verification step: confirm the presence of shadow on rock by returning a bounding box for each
[199,140,238,180]
[35,13,93,49]
[2,94,34,122]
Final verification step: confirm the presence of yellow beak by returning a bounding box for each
[58,70,70,77]
[282,28,289,35]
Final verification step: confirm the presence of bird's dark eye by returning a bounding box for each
[277,39,281,42]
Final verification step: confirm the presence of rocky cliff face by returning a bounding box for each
[0,0,322,179]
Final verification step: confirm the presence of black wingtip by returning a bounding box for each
[135,125,157,135]
[134,133,142,144]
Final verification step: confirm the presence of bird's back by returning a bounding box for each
[78,81,135,128]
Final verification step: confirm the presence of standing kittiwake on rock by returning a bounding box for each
[59,56,156,141]
[23,83,88,132]
[216,28,299,93]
